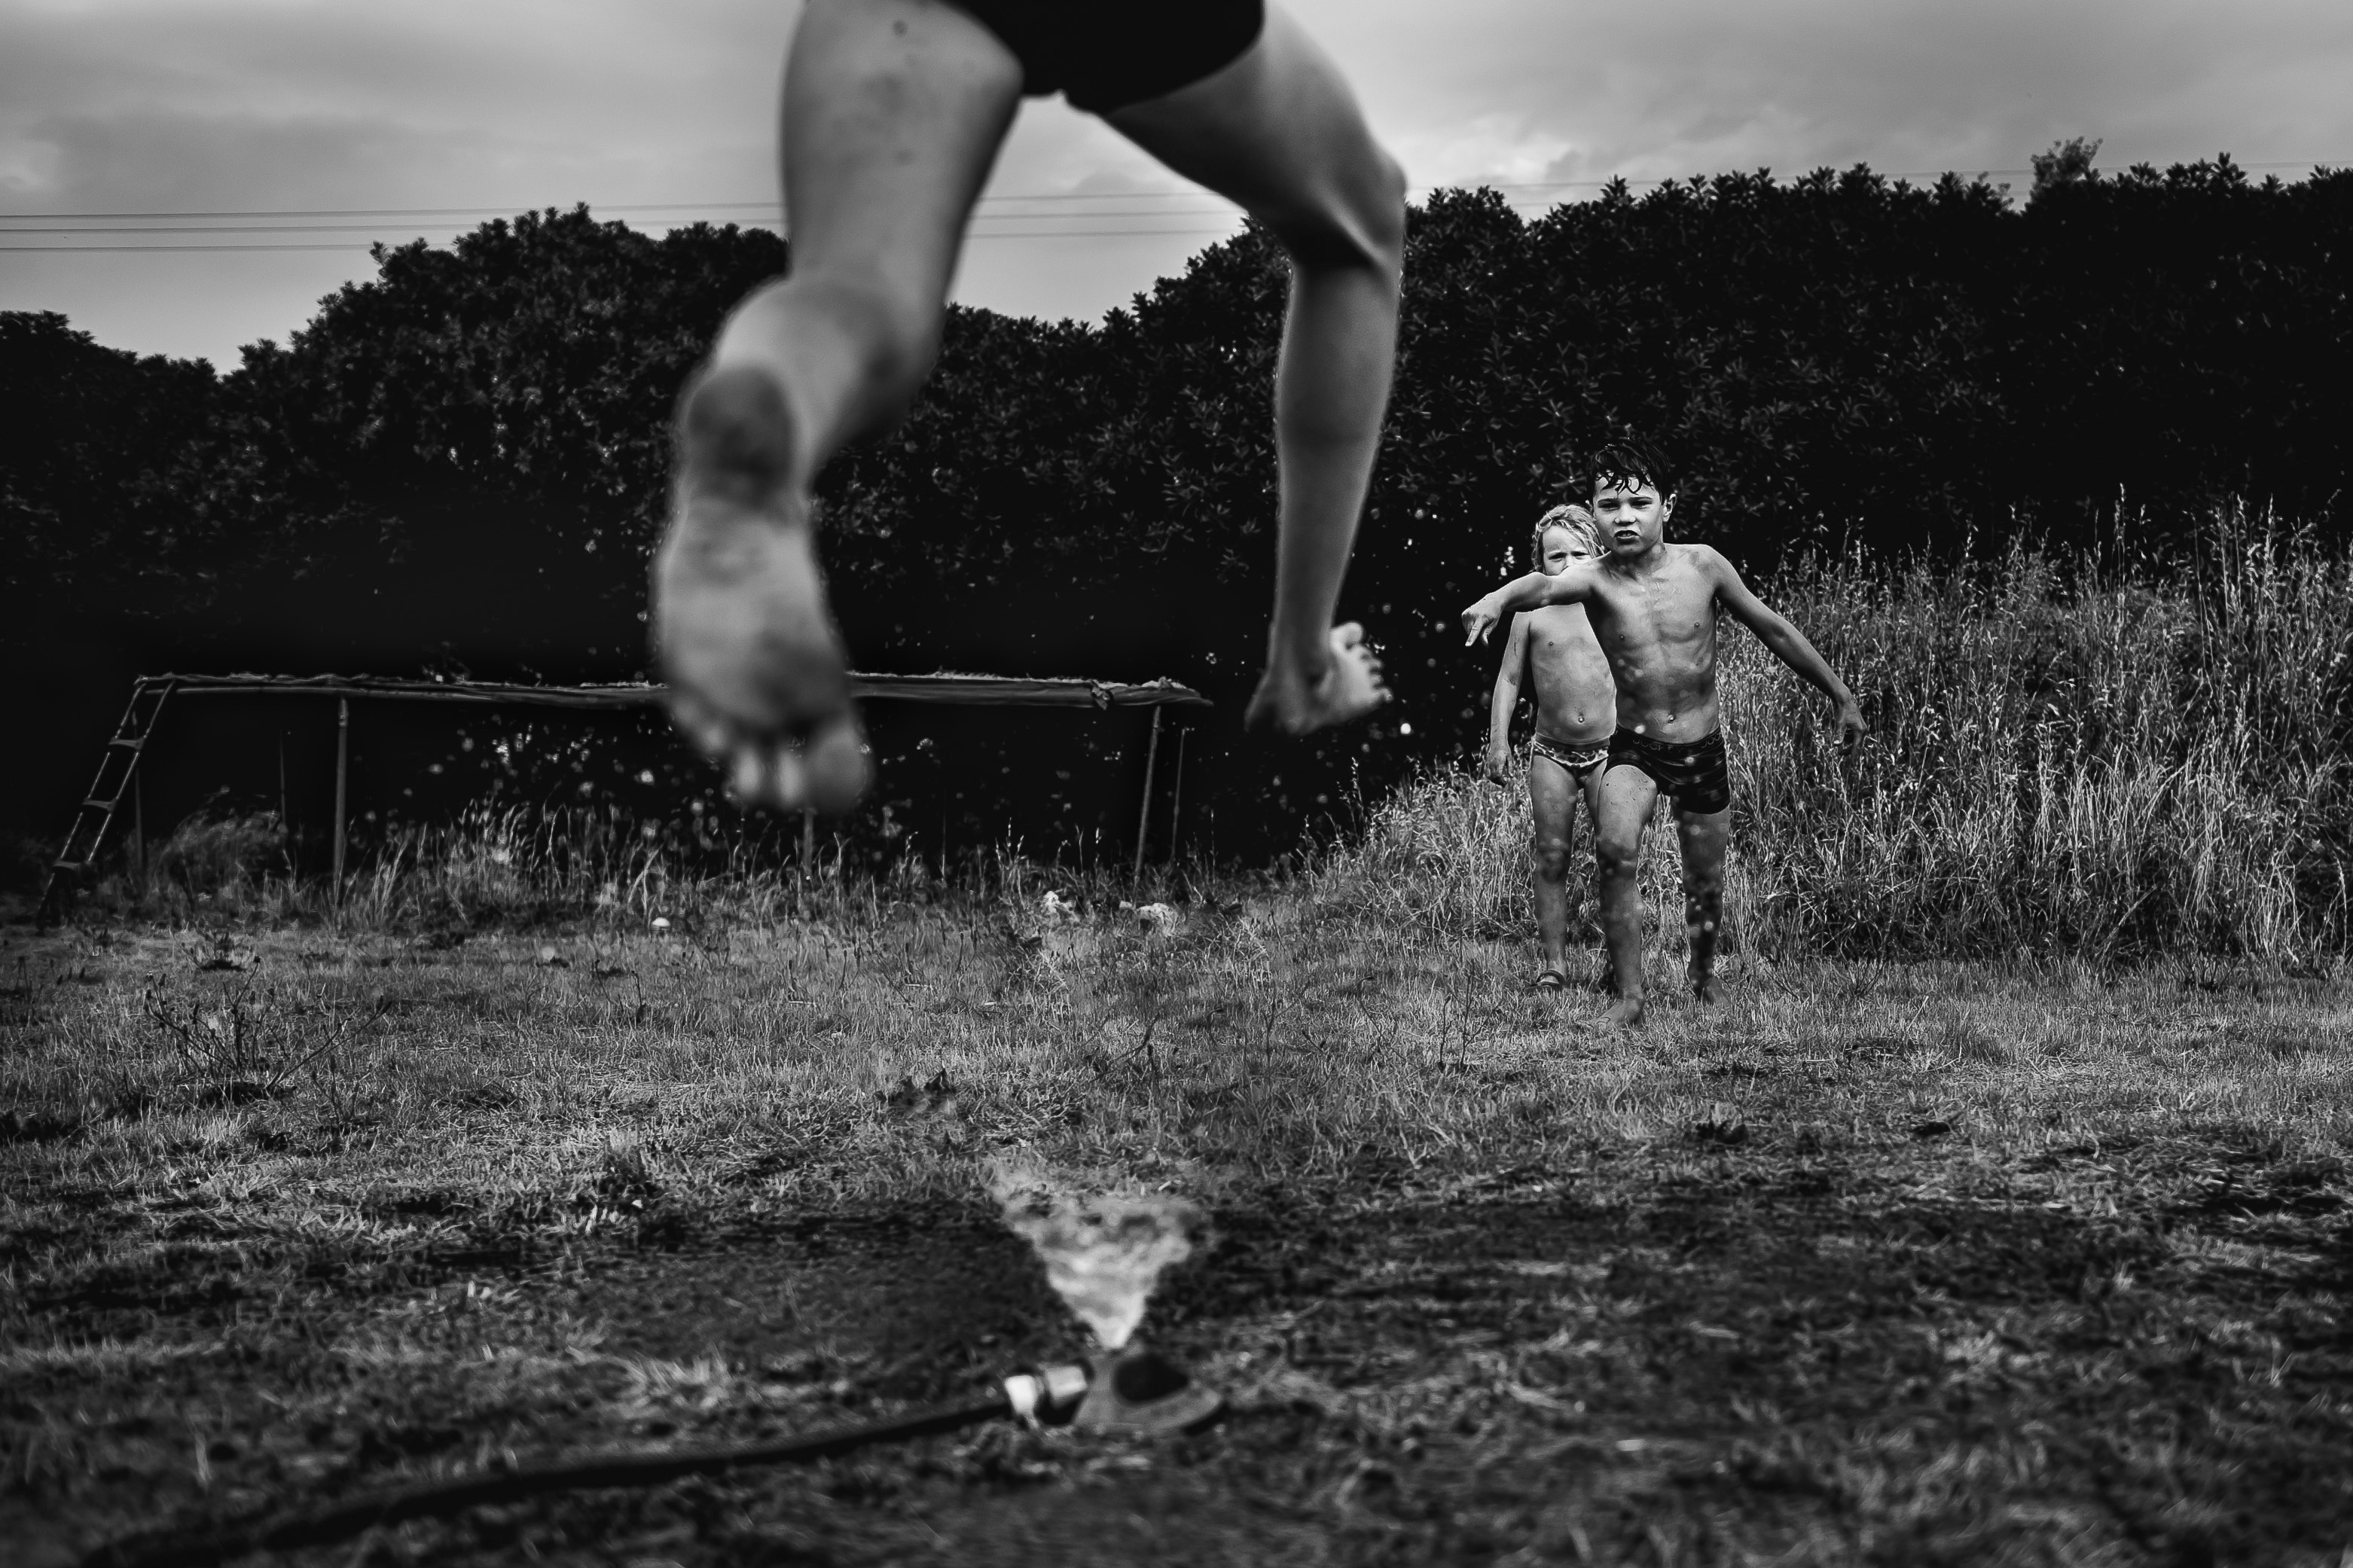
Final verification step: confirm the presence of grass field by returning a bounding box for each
[6,869,2350,1566]
[8,528,2350,1564]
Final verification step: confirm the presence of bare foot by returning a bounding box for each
[1244,623,1389,734]
[720,710,872,816]
[653,365,862,812]
[1600,993,1646,1030]
[1692,974,1724,1005]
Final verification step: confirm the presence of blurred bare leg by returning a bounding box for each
[652,0,1021,812]
[1108,5,1406,733]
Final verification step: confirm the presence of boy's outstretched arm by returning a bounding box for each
[1705,551,1865,749]
[1462,569,1585,645]
[1485,614,1531,780]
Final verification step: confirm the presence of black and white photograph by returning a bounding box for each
[4,1,2349,1562]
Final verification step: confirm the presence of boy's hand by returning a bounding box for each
[1833,699,1866,752]
[1460,595,1504,645]
[1482,741,1511,782]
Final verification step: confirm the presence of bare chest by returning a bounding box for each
[1592,572,1719,665]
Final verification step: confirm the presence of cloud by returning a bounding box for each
[1304,0,2353,188]
[4,0,2349,360]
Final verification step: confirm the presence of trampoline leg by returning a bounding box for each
[332,699,349,900]
[1131,706,1163,884]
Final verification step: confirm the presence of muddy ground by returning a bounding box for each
[14,1127,2350,1566]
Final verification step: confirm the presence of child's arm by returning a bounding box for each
[1461,568,1588,645]
[1703,550,1865,750]
[1485,614,1531,780]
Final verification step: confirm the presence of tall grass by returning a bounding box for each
[87,796,1180,939]
[78,515,2349,963]
[1326,516,2352,962]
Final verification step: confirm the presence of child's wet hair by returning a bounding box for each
[1584,435,1674,501]
[1531,504,1603,567]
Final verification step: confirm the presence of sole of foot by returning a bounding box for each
[1600,994,1646,1030]
[1244,622,1388,734]
[653,364,863,813]
[722,710,871,816]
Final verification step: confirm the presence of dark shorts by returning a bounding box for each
[948,0,1265,114]
[1607,727,1732,815]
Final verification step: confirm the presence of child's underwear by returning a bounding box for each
[948,0,1265,114]
[1529,734,1610,777]
[1607,727,1732,814]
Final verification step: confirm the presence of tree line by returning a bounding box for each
[4,153,2346,862]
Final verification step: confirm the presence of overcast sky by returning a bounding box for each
[4,0,2348,367]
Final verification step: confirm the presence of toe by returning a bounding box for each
[768,742,810,811]
[669,691,732,758]
[730,745,770,804]
[801,715,871,816]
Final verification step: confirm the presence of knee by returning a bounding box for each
[1360,150,1409,273]
[1275,148,1406,282]
[1533,839,1572,882]
[1595,837,1642,880]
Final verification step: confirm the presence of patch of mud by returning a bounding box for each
[15,1159,2351,1568]
[554,1206,1072,1396]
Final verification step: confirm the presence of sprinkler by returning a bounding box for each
[1073,1344,1224,1435]
[84,1165,1217,1566]
[79,1347,1219,1568]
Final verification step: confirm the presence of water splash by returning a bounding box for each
[990,1159,1202,1351]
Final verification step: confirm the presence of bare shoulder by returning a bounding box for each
[1671,541,1733,578]
[1671,541,1750,601]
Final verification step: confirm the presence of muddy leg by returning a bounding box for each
[1593,764,1659,1028]
[1677,804,1731,1003]
[1528,750,1577,980]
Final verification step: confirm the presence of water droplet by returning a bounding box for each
[992,1159,1201,1351]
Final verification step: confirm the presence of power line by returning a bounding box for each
[0,193,1240,223]
[0,227,1250,253]
[0,200,1251,224]
[0,160,2333,225]
[0,209,1246,236]
[2,159,2331,252]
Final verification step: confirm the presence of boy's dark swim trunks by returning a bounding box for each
[948,0,1265,114]
[1607,727,1732,814]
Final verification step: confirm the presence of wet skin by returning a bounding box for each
[1461,480,1865,1023]
[1486,524,1615,981]
[652,0,1405,813]
[1487,528,1617,766]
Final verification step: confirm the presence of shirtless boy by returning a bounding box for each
[652,1,1405,813]
[1483,504,1614,992]
[1461,440,1864,1027]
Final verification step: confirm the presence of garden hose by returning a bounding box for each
[80,1363,1092,1568]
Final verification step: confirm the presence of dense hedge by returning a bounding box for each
[5,157,2348,859]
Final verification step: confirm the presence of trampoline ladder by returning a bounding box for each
[37,677,175,926]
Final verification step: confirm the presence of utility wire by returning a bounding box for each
[2,161,2331,252]
[0,229,1250,252]
[0,160,2333,225]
